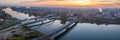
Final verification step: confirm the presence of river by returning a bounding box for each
[58,23,120,40]
[3,8,120,40]
[3,8,35,20]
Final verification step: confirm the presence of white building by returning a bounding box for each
[0,18,4,21]
[0,18,4,24]
[114,13,120,18]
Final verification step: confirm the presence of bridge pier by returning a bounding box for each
[41,21,44,24]
[66,27,70,31]
[41,19,44,24]
[49,37,55,40]
[35,18,37,21]
[34,18,45,24]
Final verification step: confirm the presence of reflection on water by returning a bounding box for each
[58,23,120,40]
[3,8,35,20]
[27,19,120,40]
[26,19,120,40]
[31,20,64,35]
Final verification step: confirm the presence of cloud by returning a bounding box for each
[0,0,120,3]
[0,0,21,3]
[0,0,39,3]
[21,0,38,1]
[0,0,120,7]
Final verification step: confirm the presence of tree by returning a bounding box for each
[59,13,67,24]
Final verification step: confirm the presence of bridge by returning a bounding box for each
[17,15,56,25]
[28,20,55,27]
[33,17,79,40]
[1,14,79,40]
[13,14,57,26]
[1,15,56,32]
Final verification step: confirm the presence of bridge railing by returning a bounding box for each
[39,18,78,39]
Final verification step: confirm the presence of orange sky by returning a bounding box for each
[0,0,120,7]
[16,1,119,7]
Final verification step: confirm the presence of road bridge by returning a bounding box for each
[33,17,79,40]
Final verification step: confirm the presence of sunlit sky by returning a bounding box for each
[0,0,120,7]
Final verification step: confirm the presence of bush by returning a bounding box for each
[8,37,25,40]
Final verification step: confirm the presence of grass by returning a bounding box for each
[8,37,25,40]
[21,25,44,39]
[0,20,17,30]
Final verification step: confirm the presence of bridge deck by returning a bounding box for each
[34,18,78,40]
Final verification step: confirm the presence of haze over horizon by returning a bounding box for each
[0,0,120,7]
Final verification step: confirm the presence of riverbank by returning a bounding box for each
[0,25,44,40]
[0,20,17,30]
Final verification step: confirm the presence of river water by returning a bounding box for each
[3,8,35,20]
[58,23,120,40]
[4,8,120,40]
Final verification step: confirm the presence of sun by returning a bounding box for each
[76,0,91,5]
